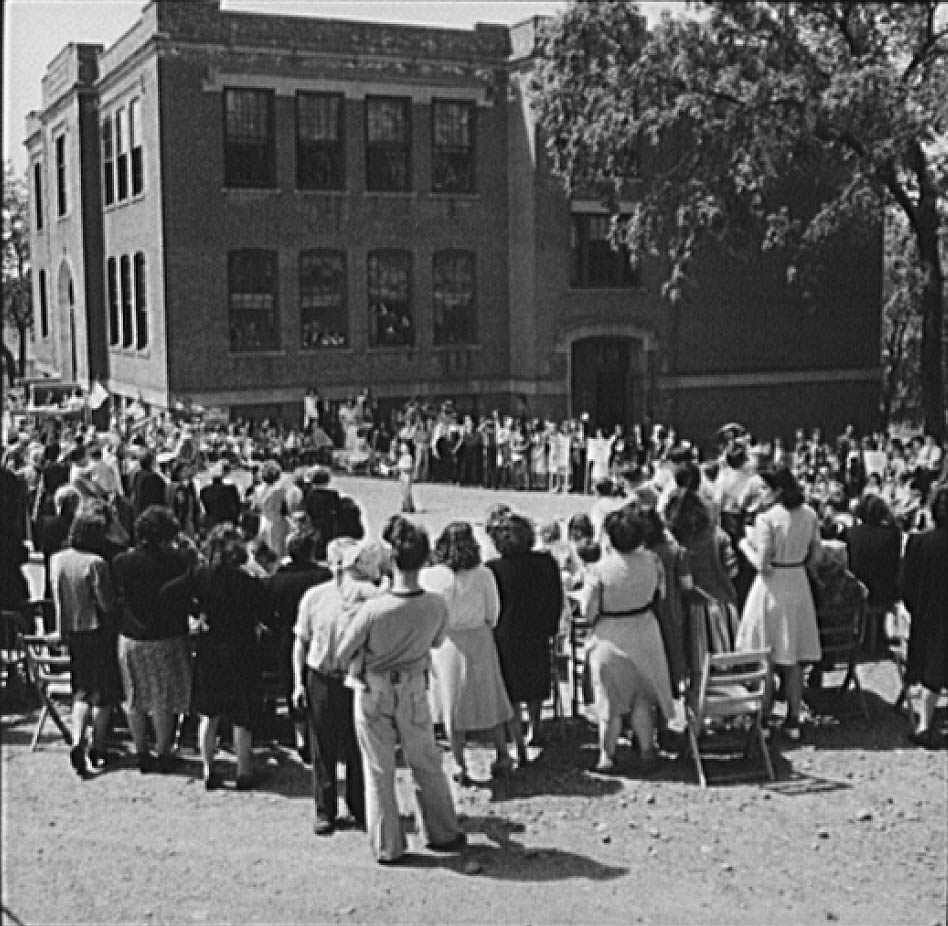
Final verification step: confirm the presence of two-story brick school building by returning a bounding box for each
[25,0,882,444]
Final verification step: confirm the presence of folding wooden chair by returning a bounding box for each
[0,609,32,694]
[21,634,73,750]
[544,637,567,739]
[685,648,775,788]
[567,603,592,718]
[815,594,870,721]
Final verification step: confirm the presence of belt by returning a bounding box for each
[370,669,422,685]
[771,559,807,568]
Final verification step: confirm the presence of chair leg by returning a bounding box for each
[45,697,73,747]
[31,704,49,751]
[757,721,775,781]
[686,718,707,788]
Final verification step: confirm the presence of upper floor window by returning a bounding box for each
[38,270,49,338]
[432,100,475,194]
[365,97,411,192]
[33,163,44,230]
[297,92,344,191]
[101,117,114,207]
[229,249,279,351]
[571,214,640,287]
[107,257,119,346]
[368,250,413,347]
[115,108,129,202]
[120,255,134,348]
[223,88,276,189]
[300,250,347,349]
[433,251,476,345]
[55,134,67,217]
[129,98,144,196]
[134,252,148,349]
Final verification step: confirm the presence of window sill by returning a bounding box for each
[104,192,146,212]
[431,343,481,351]
[221,187,281,196]
[363,190,416,199]
[227,349,287,357]
[567,284,646,293]
[426,191,480,200]
[299,346,354,354]
[366,345,416,353]
[295,188,348,195]
[110,346,150,358]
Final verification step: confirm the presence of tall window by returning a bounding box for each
[129,98,144,196]
[297,93,344,190]
[120,255,133,347]
[228,250,279,351]
[101,117,114,206]
[33,162,44,230]
[300,251,347,348]
[571,214,640,287]
[223,89,275,189]
[38,270,48,338]
[134,252,148,349]
[365,97,411,192]
[432,100,475,194]
[55,134,67,217]
[433,251,476,345]
[107,257,119,346]
[368,250,412,347]
[115,108,129,202]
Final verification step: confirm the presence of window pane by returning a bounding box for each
[39,270,48,338]
[129,99,141,147]
[55,135,67,216]
[129,98,143,195]
[572,214,640,287]
[432,101,474,193]
[296,93,344,190]
[300,251,347,348]
[229,250,279,351]
[367,251,413,347]
[224,89,275,188]
[366,97,411,192]
[101,118,114,207]
[433,251,476,345]
[134,252,147,349]
[107,258,119,346]
[120,255,134,347]
[33,163,44,230]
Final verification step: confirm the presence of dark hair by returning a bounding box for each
[490,513,535,556]
[484,503,512,540]
[725,443,748,469]
[336,496,365,540]
[666,488,711,541]
[674,461,701,492]
[567,512,594,543]
[761,467,805,509]
[67,510,108,554]
[575,538,601,564]
[855,494,895,528]
[286,529,316,563]
[639,506,667,549]
[382,515,430,571]
[602,507,647,553]
[931,486,948,530]
[134,505,180,548]
[205,524,248,568]
[139,449,155,470]
[539,520,562,544]
[594,478,615,497]
[434,521,481,571]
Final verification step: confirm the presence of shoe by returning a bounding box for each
[153,754,184,774]
[88,749,120,770]
[593,758,617,774]
[203,771,224,791]
[235,770,269,791]
[782,720,802,742]
[69,743,89,778]
[313,815,335,836]
[489,756,514,778]
[137,752,157,774]
[427,833,466,853]
[910,729,936,749]
[376,855,405,866]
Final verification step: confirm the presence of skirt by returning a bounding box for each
[430,627,514,733]
[191,639,261,727]
[67,628,123,707]
[118,634,193,716]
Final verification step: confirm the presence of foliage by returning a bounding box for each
[2,159,33,378]
[534,1,948,434]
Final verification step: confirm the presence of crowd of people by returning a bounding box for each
[1,396,946,865]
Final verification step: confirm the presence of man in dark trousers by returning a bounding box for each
[265,530,332,761]
[130,449,168,518]
[303,466,340,545]
[199,461,241,531]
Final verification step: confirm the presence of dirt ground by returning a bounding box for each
[2,477,946,926]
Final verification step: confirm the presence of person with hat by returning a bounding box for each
[292,535,384,835]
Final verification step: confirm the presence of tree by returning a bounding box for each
[2,159,33,380]
[534,1,948,437]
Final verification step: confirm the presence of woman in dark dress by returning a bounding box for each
[486,513,563,762]
[163,525,270,789]
[901,486,948,746]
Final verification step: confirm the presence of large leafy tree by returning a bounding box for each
[2,159,33,382]
[534,1,947,437]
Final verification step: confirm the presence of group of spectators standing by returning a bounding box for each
[1,403,946,864]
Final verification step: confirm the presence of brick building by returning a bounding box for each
[25,0,883,447]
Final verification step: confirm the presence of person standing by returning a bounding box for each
[397,442,416,513]
[335,516,465,865]
[199,462,241,532]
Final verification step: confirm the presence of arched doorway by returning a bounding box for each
[569,334,650,431]
[57,260,77,381]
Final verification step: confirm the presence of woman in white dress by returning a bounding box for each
[251,461,291,559]
[421,522,515,784]
[736,467,824,740]
[578,507,676,774]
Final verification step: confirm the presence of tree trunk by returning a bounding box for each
[915,206,945,441]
